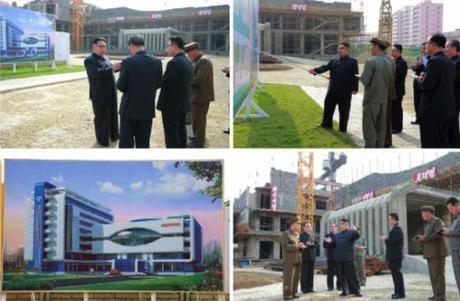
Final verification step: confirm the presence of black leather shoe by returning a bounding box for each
[283,297,293,301]
[353,293,363,297]
[428,297,435,301]
[340,293,349,297]
[392,295,405,299]
[410,120,419,125]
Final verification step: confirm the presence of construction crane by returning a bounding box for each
[296,152,314,226]
[320,152,347,182]
[378,0,393,44]
[72,0,85,53]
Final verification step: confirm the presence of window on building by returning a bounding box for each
[324,34,339,55]
[258,191,271,209]
[211,33,226,50]
[316,200,327,210]
[304,34,320,55]
[283,33,301,54]
[193,19,209,31]
[305,17,321,30]
[211,18,228,30]
[283,16,300,30]
[260,215,274,231]
[280,217,290,231]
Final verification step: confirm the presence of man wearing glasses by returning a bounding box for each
[84,37,121,147]
[308,42,359,133]
[157,37,193,148]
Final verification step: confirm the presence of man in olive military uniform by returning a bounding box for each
[280,217,303,300]
[299,222,318,294]
[441,197,460,293]
[184,42,215,148]
[354,227,367,287]
[360,37,395,148]
[416,206,449,301]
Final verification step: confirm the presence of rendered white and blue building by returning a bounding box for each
[24,182,203,275]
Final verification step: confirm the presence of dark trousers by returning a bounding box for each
[327,260,342,290]
[337,260,360,295]
[300,260,315,292]
[413,80,421,122]
[448,113,460,148]
[162,111,187,148]
[92,101,119,146]
[321,94,352,132]
[419,117,452,148]
[392,95,404,132]
[191,103,210,148]
[389,260,405,297]
[119,117,152,148]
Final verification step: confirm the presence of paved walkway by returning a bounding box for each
[301,86,422,148]
[0,71,88,93]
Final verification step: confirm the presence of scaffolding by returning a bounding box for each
[72,0,85,52]
[378,0,393,44]
[296,152,315,226]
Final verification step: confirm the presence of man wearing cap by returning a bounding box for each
[308,42,359,133]
[418,34,456,148]
[441,197,460,293]
[334,218,362,297]
[391,44,408,134]
[360,37,395,148]
[280,217,303,300]
[116,36,162,148]
[416,206,448,301]
[157,37,193,148]
[184,42,215,148]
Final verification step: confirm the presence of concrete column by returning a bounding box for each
[367,209,374,255]
[300,34,305,56]
[375,207,382,256]
[274,240,281,259]
[320,34,325,56]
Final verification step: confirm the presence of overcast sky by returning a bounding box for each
[228,150,450,200]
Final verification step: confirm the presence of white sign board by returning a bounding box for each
[53,32,70,63]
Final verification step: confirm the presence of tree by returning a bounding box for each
[175,161,222,203]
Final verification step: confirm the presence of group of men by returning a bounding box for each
[310,33,460,149]
[84,36,215,148]
[280,197,460,301]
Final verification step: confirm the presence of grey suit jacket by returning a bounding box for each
[447,215,460,251]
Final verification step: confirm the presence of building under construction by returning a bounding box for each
[20,0,229,54]
[258,0,363,58]
[320,152,460,259]
[234,152,346,262]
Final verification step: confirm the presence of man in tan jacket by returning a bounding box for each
[416,206,449,301]
[184,42,215,148]
[280,217,304,300]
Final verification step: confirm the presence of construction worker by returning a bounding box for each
[354,226,367,287]
[280,217,303,300]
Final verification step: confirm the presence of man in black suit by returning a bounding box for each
[445,39,460,147]
[84,37,120,147]
[157,37,193,148]
[116,36,162,148]
[323,223,342,291]
[309,42,359,133]
[299,223,318,294]
[333,218,362,297]
[411,43,429,125]
[418,34,456,148]
[391,44,408,134]
[381,213,405,299]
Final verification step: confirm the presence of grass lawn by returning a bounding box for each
[0,64,86,81]
[234,83,358,148]
[56,274,205,291]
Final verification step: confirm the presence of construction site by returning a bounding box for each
[233,151,460,300]
[15,0,229,55]
[258,0,363,58]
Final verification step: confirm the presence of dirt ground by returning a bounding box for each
[234,269,459,301]
[0,55,229,148]
[259,56,418,118]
